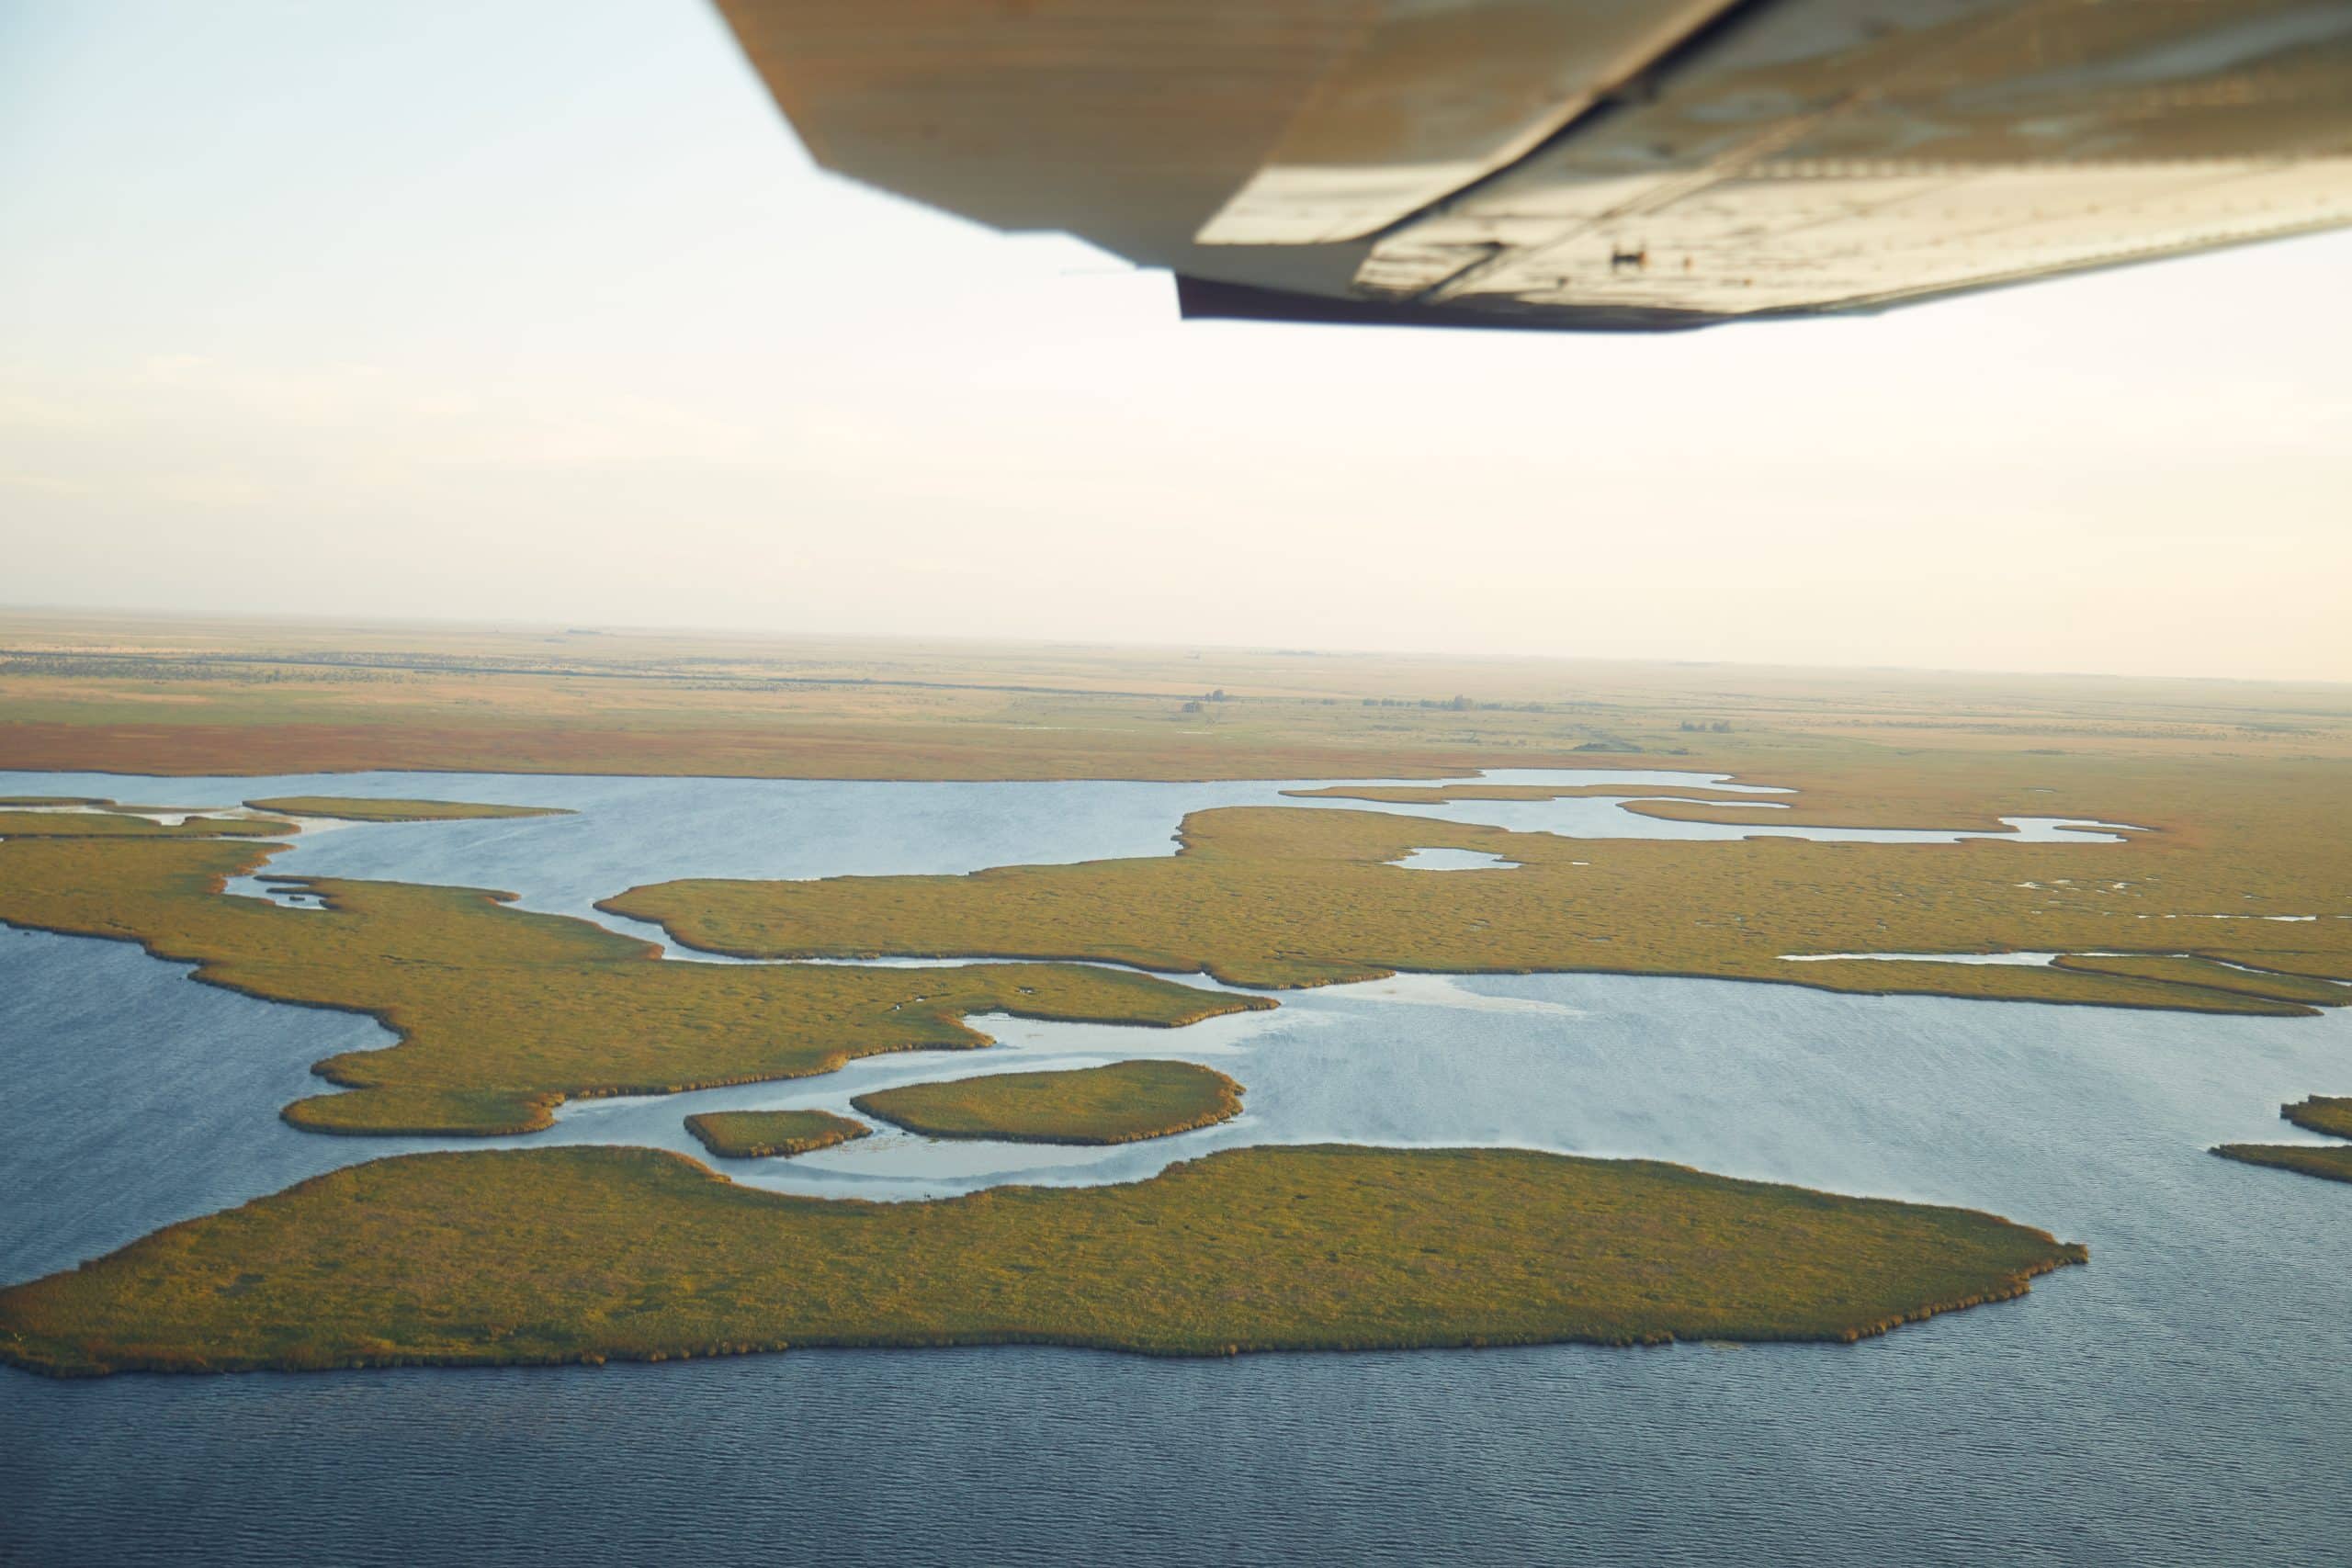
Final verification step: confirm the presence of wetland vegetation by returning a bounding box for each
[852,1060,1245,1145]
[0,808,292,839]
[7,611,2350,1380]
[0,1143,2086,1376]
[2214,1095,2352,1185]
[684,1109,871,1160]
[606,790,2352,1015]
[2282,1095,2352,1138]
[0,834,1268,1138]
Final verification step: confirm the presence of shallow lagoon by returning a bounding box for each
[3,769,2347,1565]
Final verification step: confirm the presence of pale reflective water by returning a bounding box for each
[2,770,2346,1566]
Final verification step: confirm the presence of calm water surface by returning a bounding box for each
[2,770,2346,1565]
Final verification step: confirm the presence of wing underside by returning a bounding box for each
[717,0,2352,330]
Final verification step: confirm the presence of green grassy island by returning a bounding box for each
[0,1144,2087,1376]
[2213,1095,2352,1185]
[0,834,1270,1138]
[854,1060,1245,1145]
[243,795,572,823]
[684,1109,871,1159]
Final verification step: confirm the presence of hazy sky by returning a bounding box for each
[5,1,2348,682]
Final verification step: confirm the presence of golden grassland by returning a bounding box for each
[684,1109,871,1160]
[0,835,1269,1138]
[242,795,572,823]
[853,1060,1245,1145]
[0,1144,2087,1376]
[606,751,2352,1015]
[2214,1095,2352,1186]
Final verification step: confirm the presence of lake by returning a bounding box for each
[2,768,2345,1565]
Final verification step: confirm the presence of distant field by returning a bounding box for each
[5,609,2347,782]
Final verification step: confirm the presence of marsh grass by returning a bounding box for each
[853,1060,1244,1144]
[2284,1096,2352,1139]
[2211,1095,2352,1185]
[606,791,2351,1016]
[684,1109,870,1159]
[2051,955,2349,1008]
[0,1144,2087,1376]
[0,809,292,839]
[2211,1144,2352,1184]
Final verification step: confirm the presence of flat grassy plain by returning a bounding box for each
[6,609,2348,783]
[0,1144,2086,1375]
[0,834,1267,1138]
[242,796,572,823]
[853,1060,1246,1145]
[684,1110,871,1160]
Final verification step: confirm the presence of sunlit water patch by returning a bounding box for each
[1386,847,1521,870]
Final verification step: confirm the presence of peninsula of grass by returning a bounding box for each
[0,834,1270,1138]
[2212,1095,2352,1186]
[2211,1144,2352,1184]
[684,1109,870,1160]
[243,795,572,823]
[853,1060,1244,1145]
[0,1142,2088,1376]
[605,799,2352,1017]
[0,808,292,840]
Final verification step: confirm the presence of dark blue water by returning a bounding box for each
[4,772,2347,1565]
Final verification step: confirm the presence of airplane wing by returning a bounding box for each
[715,0,2352,331]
